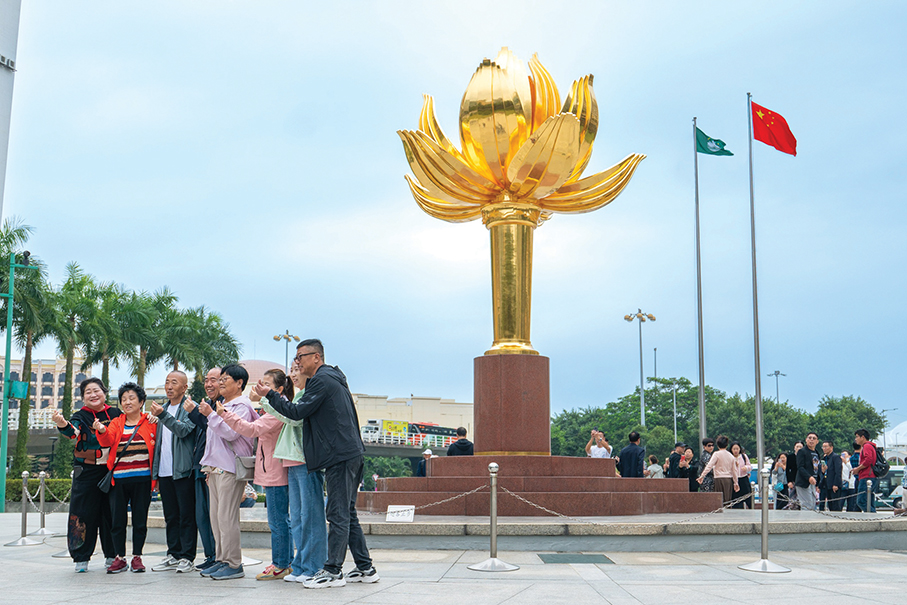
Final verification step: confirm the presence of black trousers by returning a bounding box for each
[109,478,152,556]
[820,487,844,512]
[323,455,372,574]
[68,465,116,563]
[732,476,753,509]
[158,475,197,561]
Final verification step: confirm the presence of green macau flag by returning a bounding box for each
[696,128,733,156]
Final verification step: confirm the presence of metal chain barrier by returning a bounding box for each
[42,483,72,504]
[357,484,489,517]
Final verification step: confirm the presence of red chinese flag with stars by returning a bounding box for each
[751,101,797,156]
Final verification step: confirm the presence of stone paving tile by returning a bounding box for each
[602,552,696,565]
[599,563,747,584]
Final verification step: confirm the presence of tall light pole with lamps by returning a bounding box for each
[624,309,655,428]
[766,370,786,404]
[879,408,896,452]
[273,330,300,371]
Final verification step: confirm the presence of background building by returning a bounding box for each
[0,355,90,410]
[354,393,473,435]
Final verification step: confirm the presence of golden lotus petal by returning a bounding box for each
[459,48,533,187]
[528,53,560,134]
[399,130,499,205]
[405,176,484,223]
[561,75,599,183]
[506,113,580,200]
[418,94,464,161]
[539,153,645,213]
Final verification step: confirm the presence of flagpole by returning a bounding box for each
[739,92,789,575]
[693,117,707,452]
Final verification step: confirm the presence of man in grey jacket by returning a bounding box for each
[150,371,199,573]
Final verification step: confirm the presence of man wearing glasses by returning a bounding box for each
[256,339,378,589]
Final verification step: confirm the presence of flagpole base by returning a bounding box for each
[468,557,520,572]
[52,550,70,558]
[241,555,262,566]
[738,559,791,574]
[29,528,58,537]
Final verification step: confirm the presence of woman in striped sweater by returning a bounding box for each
[94,383,157,574]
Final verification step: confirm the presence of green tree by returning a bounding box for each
[363,456,412,490]
[81,283,151,391]
[811,395,886,452]
[47,263,99,477]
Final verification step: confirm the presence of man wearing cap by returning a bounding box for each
[666,442,686,478]
[415,449,432,477]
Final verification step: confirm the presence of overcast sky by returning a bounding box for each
[5,2,906,431]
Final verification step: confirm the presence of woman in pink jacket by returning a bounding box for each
[730,441,753,509]
[218,369,299,580]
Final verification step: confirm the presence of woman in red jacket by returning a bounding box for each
[94,383,157,573]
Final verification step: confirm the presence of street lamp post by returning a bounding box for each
[48,436,58,471]
[624,309,655,428]
[1,251,39,513]
[766,370,786,404]
[273,330,300,371]
[672,382,678,443]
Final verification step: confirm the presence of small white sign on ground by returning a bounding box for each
[385,505,415,523]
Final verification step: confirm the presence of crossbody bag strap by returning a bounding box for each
[109,418,143,473]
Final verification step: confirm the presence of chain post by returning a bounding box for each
[468,462,518,572]
[4,471,41,546]
[30,471,56,536]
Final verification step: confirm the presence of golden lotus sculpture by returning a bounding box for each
[399,48,645,355]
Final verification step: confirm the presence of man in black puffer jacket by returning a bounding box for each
[255,339,378,589]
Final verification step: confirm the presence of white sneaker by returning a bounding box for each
[152,555,179,572]
[302,569,345,589]
[284,573,303,582]
[175,559,196,573]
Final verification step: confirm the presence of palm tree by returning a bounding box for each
[81,283,152,390]
[126,288,175,387]
[47,263,99,477]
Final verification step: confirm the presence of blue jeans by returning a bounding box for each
[287,464,327,577]
[856,478,876,512]
[264,485,292,569]
[195,477,216,561]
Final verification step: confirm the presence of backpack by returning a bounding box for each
[871,444,890,478]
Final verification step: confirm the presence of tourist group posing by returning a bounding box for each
[52,338,376,589]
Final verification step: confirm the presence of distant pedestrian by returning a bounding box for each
[616,431,646,478]
[698,435,738,505]
[644,455,664,478]
[795,432,820,511]
[771,454,789,510]
[730,442,752,509]
[447,427,474,456]
[819,440,843,512]
[840,450,857,512]
[785,441,804,509]
[852,429,878,513]
[416,449,432,477]
[680,447,699,492]
[585,429,612,459]
[666,442,685,478]
[698,438,715,493]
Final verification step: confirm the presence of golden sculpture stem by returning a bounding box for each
[483,204,541,355]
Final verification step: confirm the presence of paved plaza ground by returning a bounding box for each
[2,512,906,604]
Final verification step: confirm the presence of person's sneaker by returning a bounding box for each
[302,569,345,589]
[346,567,379,583]
[284,573,303,582]
[196,558,218,571]
[210,564,244,580]
[256,564,289,580]
[105,557,115,568]
[130,556,145,573]
[199,561,226,577]
[106,557,128,574]
[74,561,89,573]
[175,559,196,573]
[152,555,180,572]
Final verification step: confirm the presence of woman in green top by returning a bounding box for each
[260,365,327,582]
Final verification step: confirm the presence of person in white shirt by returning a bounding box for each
[840,450,856,512]
[585,429,612,459]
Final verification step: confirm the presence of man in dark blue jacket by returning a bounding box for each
[819,439,843,511]
[616,431,646,478]
[257,339,377,589]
